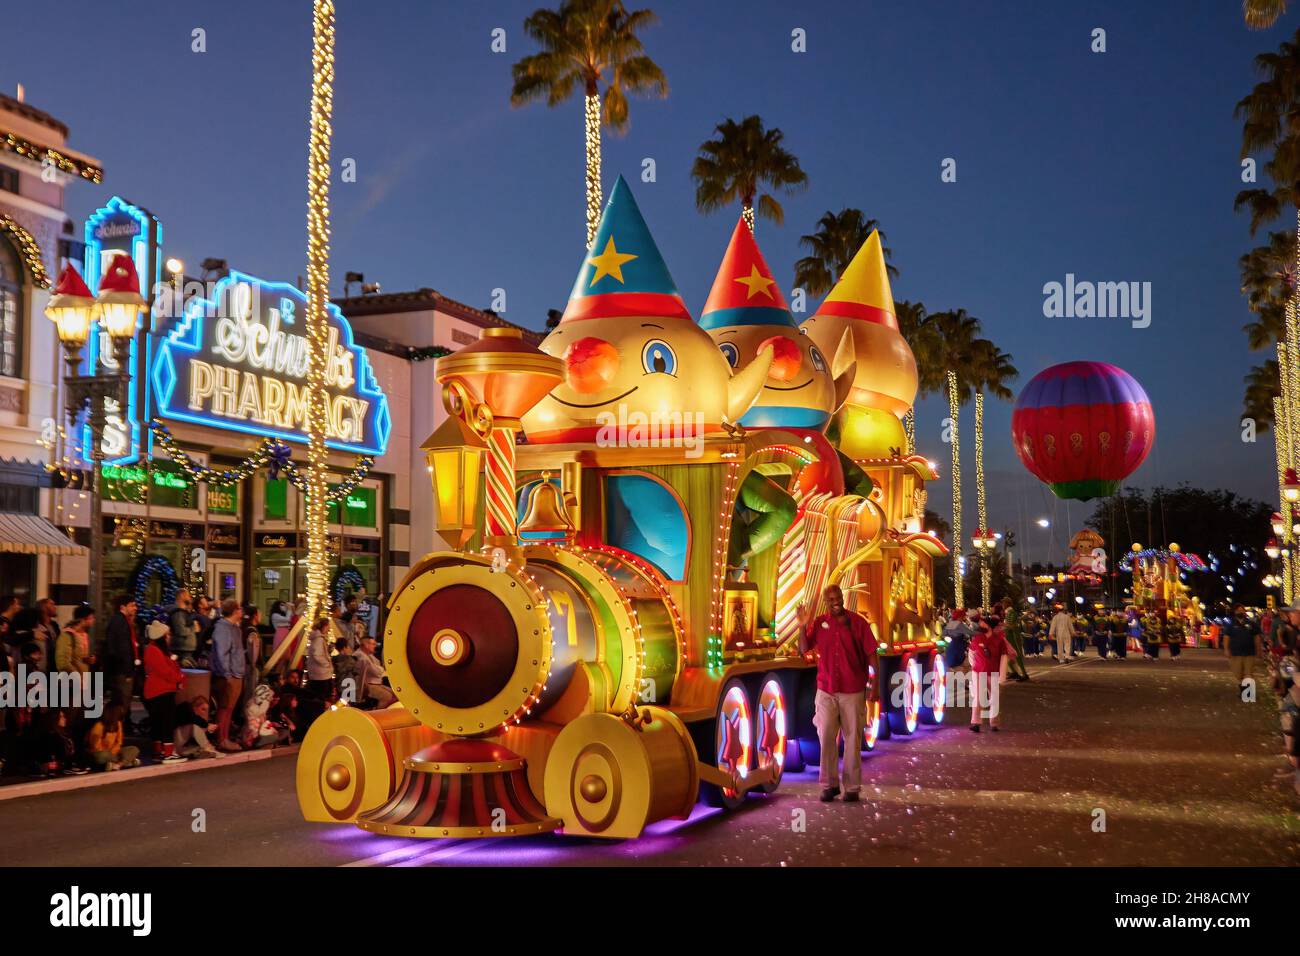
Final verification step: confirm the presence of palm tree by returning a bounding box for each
[894,299,945,396]
[1245,359,1282,431]
[969,338,1018,401]
[1240,230,1296,349]
[921,308,982,400]
[510,0,668,246]
[792,209,897,295]
[1234,30,1300,234]
[692,115,808,233]
[1245,0,1290,29]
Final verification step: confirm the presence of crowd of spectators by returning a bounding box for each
[0,588,389,781]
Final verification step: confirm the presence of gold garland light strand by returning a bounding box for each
[975,391,990,608]
[304,0,336,628]
[1275,396,1293,604]
[947,370,962,608]
[585,91,602,247]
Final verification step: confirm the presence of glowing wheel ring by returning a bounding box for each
[754,675,787,793]
[928,653,947,724]
[902,655,922,733]
[863,695,881,751]
[715,680,753,806]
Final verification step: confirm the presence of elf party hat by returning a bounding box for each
[699,216,795,331]
[811,230,896,330]
[561,176,690,323]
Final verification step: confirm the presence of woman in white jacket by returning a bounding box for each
[305,618,335,701]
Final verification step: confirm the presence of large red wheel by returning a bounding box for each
[754,674,787,793]
[862,694,881,751]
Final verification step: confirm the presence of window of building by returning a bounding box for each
[0,168,17,195]
[207,481,239,516]
[264,478,289,521]
[100,459,196,509]
[0,235,22,378]
[328,484,377,528]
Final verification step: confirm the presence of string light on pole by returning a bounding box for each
[585,90,602,247]
[303,0,336,627]
[975,390,990,607]
[947,370,962,608]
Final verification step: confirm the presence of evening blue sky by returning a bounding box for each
[3,0,1285,562]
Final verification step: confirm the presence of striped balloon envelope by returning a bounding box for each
[1011,361,1155,501]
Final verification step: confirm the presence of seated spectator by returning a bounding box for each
[241,684,289,749]
[354,636,396,709]
[85,704,140,771]
[267,671,302,742]
[174,695,221,759]
[22,710,86,777]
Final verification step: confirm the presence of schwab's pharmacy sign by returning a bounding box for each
[150,271,390,456]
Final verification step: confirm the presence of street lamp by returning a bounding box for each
[1285,469,1300,503]
[1267,538,1281,560]
[46,256,146,619]
[1271,511,1285,536]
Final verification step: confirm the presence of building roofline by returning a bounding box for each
[333,287,542,341]
[0,93,69,138]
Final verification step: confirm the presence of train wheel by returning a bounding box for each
[920,652,947,725]
[888,655,922,735]
[862,695,881,751]
[704,679,753,809]
[754,674,787,793]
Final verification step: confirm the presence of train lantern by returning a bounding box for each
[297,180,951,840]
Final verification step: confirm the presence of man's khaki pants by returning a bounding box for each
[1229,655,1256,685]
[814,689,865,793]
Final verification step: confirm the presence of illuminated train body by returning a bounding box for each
[296,184,950,840]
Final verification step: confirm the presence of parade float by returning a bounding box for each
[296,178,949,839]
[1121,543,1207,641]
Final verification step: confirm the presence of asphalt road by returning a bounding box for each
[3,647,1297,866]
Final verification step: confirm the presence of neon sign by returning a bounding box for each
[151,271,390,456]
[82,196,162,466]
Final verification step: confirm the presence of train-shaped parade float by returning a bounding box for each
[296,179,951,840]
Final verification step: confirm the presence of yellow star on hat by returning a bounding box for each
[587,237,638,287]
[734,264,776,300]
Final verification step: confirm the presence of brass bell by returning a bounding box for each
[518,472,575,536]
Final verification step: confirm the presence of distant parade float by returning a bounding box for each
[1010,361,1155,501]
[296,179,951,839]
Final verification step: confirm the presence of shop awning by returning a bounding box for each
[0,512,86,555]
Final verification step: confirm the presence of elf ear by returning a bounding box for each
[830,327,856,413]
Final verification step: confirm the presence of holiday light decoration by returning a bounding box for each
[0,131,102,184]
[585,92,602,246]
[149,420,373,503]
[975,391,990,607]
[302,0,336,628]
[948,370,962,606]
[0,216,50,289]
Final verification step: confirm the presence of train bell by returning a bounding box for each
[518,472,574,537]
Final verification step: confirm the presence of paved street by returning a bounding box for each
[3,648,1297,867]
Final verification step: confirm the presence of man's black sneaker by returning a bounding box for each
[819,787,840,802]
[970,725,981,733]
[843,791,860,802]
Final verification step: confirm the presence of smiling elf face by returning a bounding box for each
[522,178,771,444]
[701,218,852,431]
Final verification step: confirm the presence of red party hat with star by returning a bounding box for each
[699,217,794,330]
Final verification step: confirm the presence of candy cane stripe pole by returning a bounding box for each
[485,426,517,540]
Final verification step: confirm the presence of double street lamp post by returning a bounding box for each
[45,256,146,619]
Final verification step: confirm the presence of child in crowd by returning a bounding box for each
[23,710,86,777]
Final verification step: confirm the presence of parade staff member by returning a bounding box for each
[1224,604,1263,696]
[797,585,878,803]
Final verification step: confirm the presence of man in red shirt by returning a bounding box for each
[968,619,1009,731]
[798,585,878,802]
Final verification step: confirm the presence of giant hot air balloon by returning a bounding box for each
[1011,361,1155,501]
